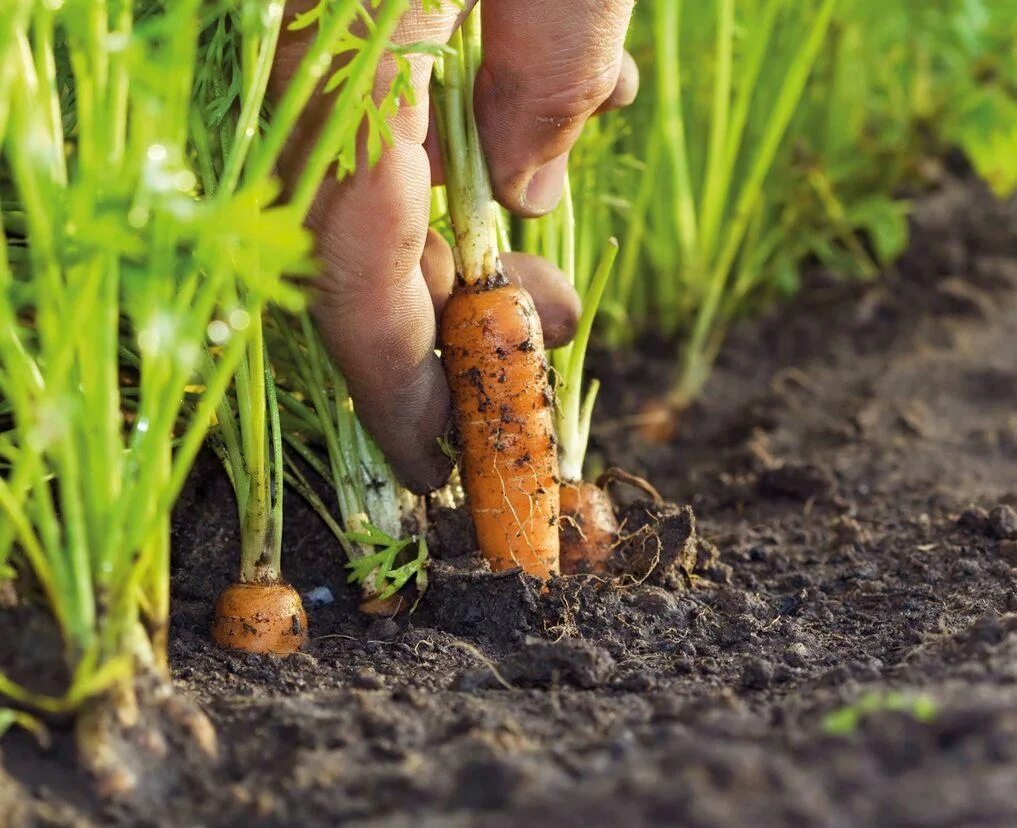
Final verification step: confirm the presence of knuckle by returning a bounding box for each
[530,61,621,124]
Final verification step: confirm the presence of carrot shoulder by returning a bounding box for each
[441,282,560,579]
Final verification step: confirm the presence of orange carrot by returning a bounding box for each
[559,480,619,575]
[441,282,561,580]
[434,18,560,580]
[559,469,663,575]
[211,582,307,654]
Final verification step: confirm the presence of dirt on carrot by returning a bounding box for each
[559,480,619,574]
[210,582,307,655]
[3,174,1017,828]
[440,280,561,580]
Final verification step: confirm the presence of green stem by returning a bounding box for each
[656,0,698,267]
[218,5,283,196]
[245,0,363,187]
[433,18,501,285]
[698,0,735,258]
[558,239,618,482]
[289,0,406,219]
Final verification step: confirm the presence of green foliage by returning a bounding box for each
[0,0,301,713]
[778,0,1017,284]
[823,691,938,736]
[823,0,1017,198]
[196,0,412,587]
[602,0,1016,403]
[607,0,837,403]
[0,707,49,745]
[0,0,412,719]
[344,525,428,601]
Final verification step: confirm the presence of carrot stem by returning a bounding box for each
[433,18,501,285]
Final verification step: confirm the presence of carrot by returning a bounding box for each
[211,582,307,655]
[559,468,664,575]
[207,335,308,654]
[441,282,560,579]
[359,591,412,617]
[559,480,620,575]
[434,18,560,580]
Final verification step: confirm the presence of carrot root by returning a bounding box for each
[560,480,620,575]
[211,581,307,655]
[440,281,561,580]
[596,467,664,505]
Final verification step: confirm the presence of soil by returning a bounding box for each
[3,174,1017,827]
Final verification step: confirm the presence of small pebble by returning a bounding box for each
[784,642,809,667]
[958,506,990,533]
[353,667,386,690]
[301,586,334,608]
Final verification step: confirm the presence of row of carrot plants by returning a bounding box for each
[1,0,1014,784]
[593,0,1017,411]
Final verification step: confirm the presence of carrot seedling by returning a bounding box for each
[606,0,836,420]
[432,10,560,581]
[271,311,428,615]
[192,0,413,650]
[0,0,305,789]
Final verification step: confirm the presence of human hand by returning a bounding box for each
[273,0,638,492]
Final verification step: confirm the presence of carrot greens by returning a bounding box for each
[0,0,411,754]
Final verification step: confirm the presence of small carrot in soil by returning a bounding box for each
[559,480,620,575]
[559,468,663,575]
[207,351,307,655]
[211,582,308,655]
[434,17,560,580]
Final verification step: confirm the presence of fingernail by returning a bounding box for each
[523,154,569,214]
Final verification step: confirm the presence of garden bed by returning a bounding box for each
[2,174,1016,827]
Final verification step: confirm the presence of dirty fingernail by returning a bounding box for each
[523,154,569,214]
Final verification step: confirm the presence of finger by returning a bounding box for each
[501,252,581,348]
[421,227,455,313]
[276,2,466,493]
[595,50,639,114]
[476,0,635,217]
[424,245,581,348]
[424,102,445,185]
[309,149,452,494]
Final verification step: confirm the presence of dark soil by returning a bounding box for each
[4,175,1017,827]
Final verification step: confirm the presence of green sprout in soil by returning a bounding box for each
[823,691,938,736]
[644,0,837,407]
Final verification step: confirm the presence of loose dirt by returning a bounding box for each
[3,174,1016,827]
